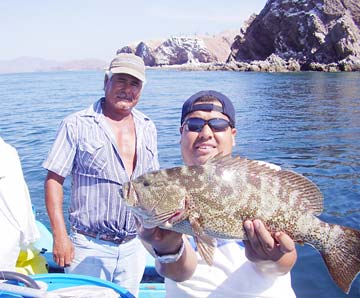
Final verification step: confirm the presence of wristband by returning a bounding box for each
[153,240,185,264]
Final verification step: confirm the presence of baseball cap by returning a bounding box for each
[107,53,146,82]
[181,90,236,127]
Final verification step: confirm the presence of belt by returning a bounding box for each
[73,228,136,244]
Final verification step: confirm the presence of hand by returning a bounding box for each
[243,219,296,275]
[136,218,198,281]
[135,218,183,255]
[53,235,74,267]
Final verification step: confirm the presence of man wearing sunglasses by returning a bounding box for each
[137,90,297,297]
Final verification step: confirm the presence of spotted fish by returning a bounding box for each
[123,154,360,293]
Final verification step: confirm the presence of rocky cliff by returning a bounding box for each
[117,30,237,67]
[227,0,360,71]
[119,0,360,72]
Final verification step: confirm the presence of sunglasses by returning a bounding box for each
[183,117,232,132]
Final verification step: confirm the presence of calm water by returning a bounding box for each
[1,70,360,297]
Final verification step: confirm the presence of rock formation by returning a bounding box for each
[117,30,237,67]
[118,0,360,72]
[228,0,360,71]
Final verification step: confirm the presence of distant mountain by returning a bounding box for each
[0,56,107,74]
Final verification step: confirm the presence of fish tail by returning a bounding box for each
[320,224,360,294]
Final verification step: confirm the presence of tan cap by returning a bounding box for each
[108,53,145,82]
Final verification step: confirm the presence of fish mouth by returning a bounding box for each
[123,183,156,226]
[133,211,159,229]
[123,182,138,207]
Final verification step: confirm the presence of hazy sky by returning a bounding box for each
[0,0,267,61]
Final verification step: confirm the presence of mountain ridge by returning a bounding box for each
[0,57,107,74]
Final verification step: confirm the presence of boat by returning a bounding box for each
[2,221,165,298]
[0,271,135,298]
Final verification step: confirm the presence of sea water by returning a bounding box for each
[1,69,359,297]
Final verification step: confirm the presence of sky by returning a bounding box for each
[0,0,267,62]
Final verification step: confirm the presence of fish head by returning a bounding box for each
[123,167,188,228]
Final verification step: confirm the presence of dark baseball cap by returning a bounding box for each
[181,90,236,127]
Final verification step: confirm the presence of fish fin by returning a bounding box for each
[208,154,324,215]
[188,212,217,265]
[320,224,360,294]
[205,152,233,165]
[277,170,323,215]
[194,235,217,266]
[188,211,205,236]
[187,210,214,245]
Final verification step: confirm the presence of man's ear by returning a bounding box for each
[103,75,110,91]
[179,126,184,144]
[231,128,237,147]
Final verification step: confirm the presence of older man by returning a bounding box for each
[43,53,159,297]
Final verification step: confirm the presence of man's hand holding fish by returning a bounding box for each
[243,219,296,275]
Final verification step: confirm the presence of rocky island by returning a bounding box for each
[118,0,360,72]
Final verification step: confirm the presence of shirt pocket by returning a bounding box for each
[77,141,107,176]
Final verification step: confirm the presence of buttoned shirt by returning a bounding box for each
[43,98,159,238]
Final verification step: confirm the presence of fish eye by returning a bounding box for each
[143,180,151,186]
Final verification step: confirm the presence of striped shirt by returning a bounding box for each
[43,98,159,238]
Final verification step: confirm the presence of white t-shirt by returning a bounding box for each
[165,239,296,298]
[0,137,39,270]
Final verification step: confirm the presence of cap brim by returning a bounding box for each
[110,66,145,82]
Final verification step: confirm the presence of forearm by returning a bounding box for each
[138,225,198,282]
[154,237,197,281]
[44,171,68,239]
